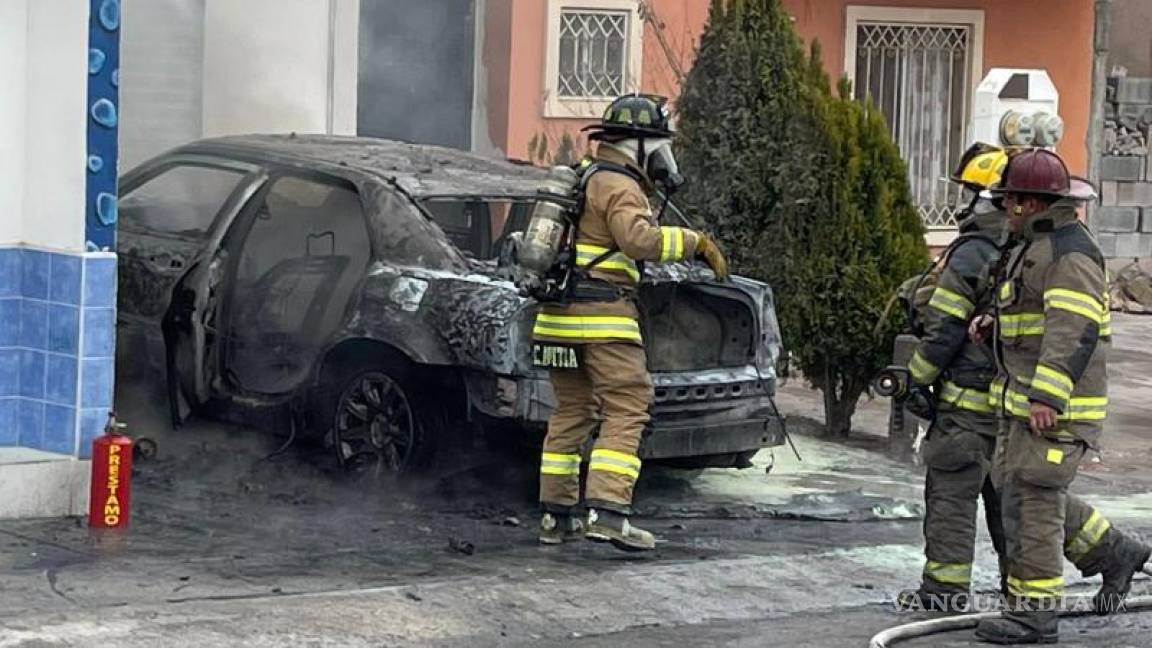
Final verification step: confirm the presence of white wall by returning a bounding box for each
[120,0,206,170]
[0,0,29,246]
[0,0,88,251]
[202,0,358,137]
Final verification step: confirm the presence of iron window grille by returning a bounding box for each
[853,22,973,229]
[558,10,629,99]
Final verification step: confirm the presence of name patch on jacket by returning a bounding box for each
[532,343,583,369]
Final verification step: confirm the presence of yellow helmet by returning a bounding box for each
[950,143,1009,191]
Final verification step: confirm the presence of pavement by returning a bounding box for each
[2,314,1152,647]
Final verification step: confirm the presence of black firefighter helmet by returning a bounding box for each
[582,94,675,141]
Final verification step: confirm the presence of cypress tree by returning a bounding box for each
[677,0,928,437]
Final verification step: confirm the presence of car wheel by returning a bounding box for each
[324,364,431,479]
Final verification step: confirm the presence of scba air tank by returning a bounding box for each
[520,165,580,276]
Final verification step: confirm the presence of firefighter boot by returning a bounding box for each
[585,508,656,552]
[539,512,584,545]
[974,612,1058,645]
[896,586,971,613]
[1093,535,1151,615]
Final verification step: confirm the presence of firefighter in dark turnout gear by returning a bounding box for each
[897,145,1010,612]
[534,95,729,552]
[971,149,1151,644]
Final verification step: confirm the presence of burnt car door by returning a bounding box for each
[118,157,266,425]
[215,172,372,397]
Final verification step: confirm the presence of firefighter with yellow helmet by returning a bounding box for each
[897,143,1011,612]
[533,94,729,552]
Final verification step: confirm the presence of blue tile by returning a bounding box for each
[84,256,117,307]
[45,354,78,406]
[81,358,114,408]
[21,250,50,300]
[18,350,45,399]
[18,399,44,449]
[0,298,20,345]
[0,349,18,397]
[43,404,77,455]
[47,303,80,354]
[78,408,107,459]
[49,254,82,305]
[0,249,20,299]
[82,307,116,358]
[0,398,18,445]
[19,299,48,349]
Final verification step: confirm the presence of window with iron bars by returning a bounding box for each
[558,10,629,99]
[853,23,973,229]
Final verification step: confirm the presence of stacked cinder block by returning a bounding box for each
[1099,75,1152,258]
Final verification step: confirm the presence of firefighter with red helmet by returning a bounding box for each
[533,94,729,552]
[970,148,1150,644]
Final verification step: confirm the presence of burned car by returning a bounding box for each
[117,135,784,473]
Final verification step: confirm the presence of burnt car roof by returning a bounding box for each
[180,134,548,199]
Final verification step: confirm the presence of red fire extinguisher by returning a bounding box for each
[89,412,133,529]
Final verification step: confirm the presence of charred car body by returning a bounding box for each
[117,135,784,472]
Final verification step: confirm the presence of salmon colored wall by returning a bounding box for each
[496,1,1093,173]
[483,0,514,154]
[781,0,1094,173]
[501,0,709,161]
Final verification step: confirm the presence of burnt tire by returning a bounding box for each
[315,357,440,479]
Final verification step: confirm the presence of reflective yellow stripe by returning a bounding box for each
[938,382,994,414]
[588,448,641,479]
[1066,510,1113,562]
[534,314,642,342]
[575,243,640,282]
[908,350,938,384]
[999,312,1046,338]
[998,386,1108,422]
[659,226,687,263]
[924,560,972,586]
[540,452,582,476]
[928,287,975,320]
[1044,288,1106,324]
[1101,310,1113,337]
[1008,575,1065,600]
[1032,364,1073,403]
[999,281,1013,301]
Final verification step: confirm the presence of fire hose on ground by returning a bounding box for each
[869,566,1152,647]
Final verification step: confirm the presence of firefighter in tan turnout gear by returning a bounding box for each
[896,144,1010,612]
[970,148,1151,645]
[533,95,729,552]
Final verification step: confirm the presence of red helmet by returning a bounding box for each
[989,148,1070,198]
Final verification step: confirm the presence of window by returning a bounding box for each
[845,7,984,234]
[120,164,248,238]
[545,0,643,118]
[224,175,371,394]
[559,11,628,98]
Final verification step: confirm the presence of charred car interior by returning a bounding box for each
[116,135,785,475]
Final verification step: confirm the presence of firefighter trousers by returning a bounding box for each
[919,409,1006,595]
[994,419,1121,618]
[539,342,654,515]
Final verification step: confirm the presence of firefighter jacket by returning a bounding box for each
[908,209,1003,423]
[991,201,1111,446]
[532,144,703,346]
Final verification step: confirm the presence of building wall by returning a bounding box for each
[1109,0,1152,76]
[500,0,709,161]
[781,0,1095,174]
[119,0,206,169]
[498,0,1094,173]
[201,0,357,138]
[22,0,90,252]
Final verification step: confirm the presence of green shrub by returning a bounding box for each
[677,0,928,436]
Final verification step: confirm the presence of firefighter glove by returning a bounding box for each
[696,234,730,281]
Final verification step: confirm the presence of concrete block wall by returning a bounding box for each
[1099,74,1152,258]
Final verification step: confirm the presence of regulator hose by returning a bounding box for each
[869,567,1152,648]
